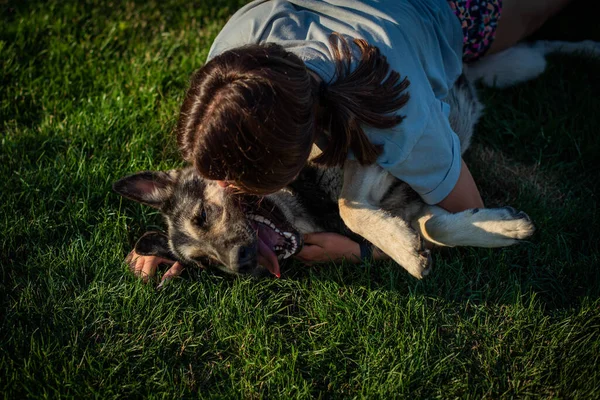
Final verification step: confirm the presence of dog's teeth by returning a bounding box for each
[283,232,292,238]
[259,217,274,227]
[283,250,291,259]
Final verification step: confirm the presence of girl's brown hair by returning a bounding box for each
[177,33,409,195]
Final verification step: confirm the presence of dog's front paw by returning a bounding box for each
[424,206,536,248]
[399,236,433,279]
[416,237,433,278]
[473,207,536,245]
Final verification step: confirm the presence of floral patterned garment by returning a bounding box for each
[448,0,503,62]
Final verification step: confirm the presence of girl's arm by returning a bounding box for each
[295,233,389,264]
[437,158,484,213]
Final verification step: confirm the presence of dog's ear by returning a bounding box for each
[135,231,175,260]
[113,170,178,209]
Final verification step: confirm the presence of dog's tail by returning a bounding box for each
[446,74,484,154]
[464,40,600,88]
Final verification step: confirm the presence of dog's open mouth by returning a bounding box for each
[246,202,302,278]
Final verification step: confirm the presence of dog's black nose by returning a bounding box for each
[237,244,257,274]
[238,244,256,263]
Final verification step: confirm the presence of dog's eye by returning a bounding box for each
[193,208,207,227]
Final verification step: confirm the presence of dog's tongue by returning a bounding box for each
[257,237,280,278]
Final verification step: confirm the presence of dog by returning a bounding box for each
[113,40,599,280]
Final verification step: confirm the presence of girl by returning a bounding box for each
[129,0,571,279]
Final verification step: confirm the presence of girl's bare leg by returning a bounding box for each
[488,0,574,54]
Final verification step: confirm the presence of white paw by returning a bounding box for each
[406,246,433,279]
[470,207,536,245]
[425,206,535,248]
[383,235,433,279]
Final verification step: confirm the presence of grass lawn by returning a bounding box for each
[1,0,599,398]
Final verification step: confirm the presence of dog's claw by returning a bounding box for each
[417,235,427,252]
[515,211,531,221]
[418,248,432,277]
[502,206,517,215]
[419,249,432,264]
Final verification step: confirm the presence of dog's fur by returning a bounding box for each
[113,40,599,279]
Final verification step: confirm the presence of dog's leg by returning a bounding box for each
[533,40,600,57]
[412,206,535,248]
[465,40,600,88]
[339,162,431,279]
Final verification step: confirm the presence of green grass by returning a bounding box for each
[1,0,599,398]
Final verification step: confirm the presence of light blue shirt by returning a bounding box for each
[208,0,464,204]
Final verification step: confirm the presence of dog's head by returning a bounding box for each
[113,168,303,277]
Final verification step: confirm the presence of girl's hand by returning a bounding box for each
[295,232,361,264]
[125,249,185,285]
